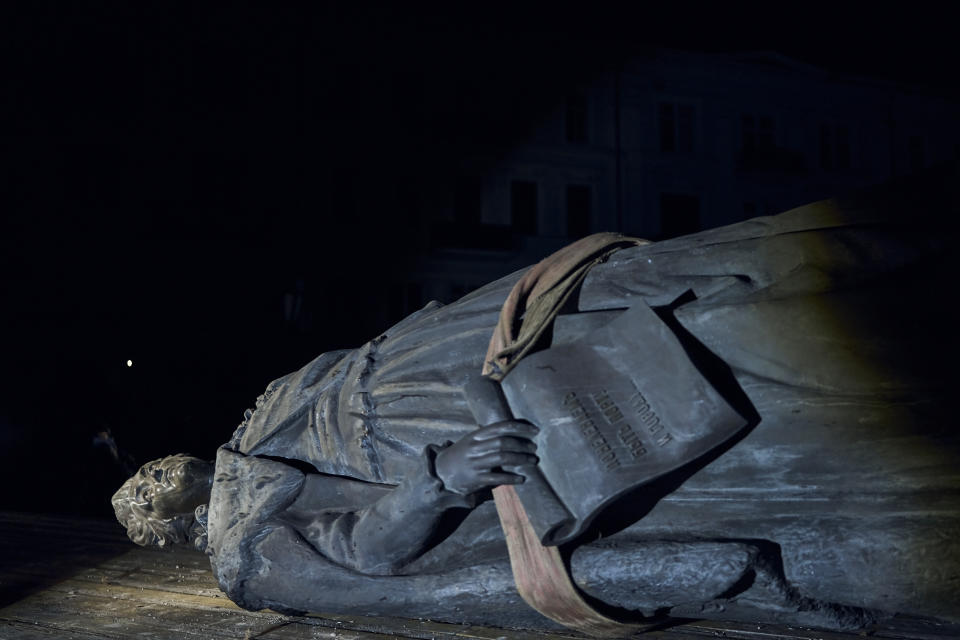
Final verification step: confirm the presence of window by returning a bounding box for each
[510,180,538,234]
[659,193,700,239]
[820,123,851,170]
[566,185,591,238]
[565,92,588,143]
[743,114,775,155]
[659,102,695,153]
[454,177,482,225]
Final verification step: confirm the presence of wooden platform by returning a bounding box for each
[1,512,957,640]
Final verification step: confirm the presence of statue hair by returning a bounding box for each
[111,454,209,553]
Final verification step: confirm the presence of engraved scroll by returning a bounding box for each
[499,301,748,546]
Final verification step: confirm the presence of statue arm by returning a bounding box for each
[276,446,476,575]
[273,420,537,575]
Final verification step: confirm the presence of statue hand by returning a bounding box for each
[434,421,539,495]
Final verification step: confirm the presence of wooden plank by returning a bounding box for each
[667,620,864,640]
[0,546,134,610]
[0,544,221,600]
[30,578,576,640]
[3,512,958,640]
[1,582,549,640]
[1,619,112,639]
[7,547,560,639]
[870,616,960,640]
[1,590,289,639]
[15,549,946,640]
[42,560,864,640]
[36,547,591,640]
[2,619,97,639]
[255,620,419,640]
[296,615,586,640]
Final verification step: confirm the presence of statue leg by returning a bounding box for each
[570,538,877,630]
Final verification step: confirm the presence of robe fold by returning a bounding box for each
[205,164,960,629]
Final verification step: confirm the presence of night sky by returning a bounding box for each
[1,3,956,516]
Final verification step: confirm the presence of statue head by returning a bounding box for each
[112,454,214,551]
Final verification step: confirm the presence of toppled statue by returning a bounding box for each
[113,165,960,634]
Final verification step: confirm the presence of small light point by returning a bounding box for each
[126,360,133,367]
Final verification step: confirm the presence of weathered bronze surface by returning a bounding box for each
[113,165,960,634]
[495,300,749,545]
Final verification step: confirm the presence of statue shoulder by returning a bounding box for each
[205,448,307,603]
[226,349,354,454]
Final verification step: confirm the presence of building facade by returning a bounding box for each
[398,48,959,314]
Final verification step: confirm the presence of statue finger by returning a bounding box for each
[469,436,537,457]
[472,420,539,441]
[474,451,539,468]
[474,471,525,486]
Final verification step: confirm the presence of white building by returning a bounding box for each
[390,48,959,315]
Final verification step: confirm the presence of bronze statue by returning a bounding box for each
[113,164,960,633]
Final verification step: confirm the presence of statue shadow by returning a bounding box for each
[0,511,135,609]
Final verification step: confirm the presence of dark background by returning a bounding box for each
[1,2,956,517]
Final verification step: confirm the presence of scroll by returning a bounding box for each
[466,301,748,546]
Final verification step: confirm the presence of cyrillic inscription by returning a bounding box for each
[591,389,647,459]
[592,389,625,425]
[628,386,674,447]
[563,392,621,470]
[616,422,647,459]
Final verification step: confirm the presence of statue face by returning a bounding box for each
[135,455,213,518]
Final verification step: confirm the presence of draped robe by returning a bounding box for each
[204,165,960,630]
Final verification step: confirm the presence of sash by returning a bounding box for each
[469,233,747,636]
